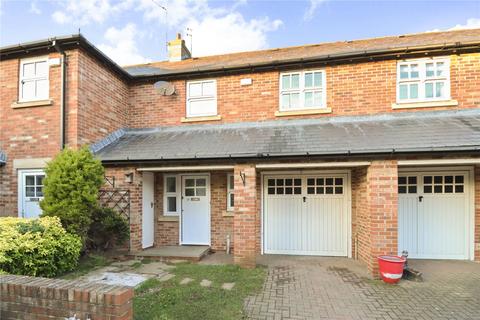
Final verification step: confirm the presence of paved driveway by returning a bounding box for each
[244,256,480,320]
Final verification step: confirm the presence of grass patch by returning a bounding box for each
[60,254,112,279]
[134,263,266,320]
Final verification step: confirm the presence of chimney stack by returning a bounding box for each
[167,33,191,62]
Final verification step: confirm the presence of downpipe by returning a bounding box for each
[52,40,67,149]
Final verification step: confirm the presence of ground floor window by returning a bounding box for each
[164,175,180,215]
[227,174,234,211]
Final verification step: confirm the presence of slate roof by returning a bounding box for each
[124,29,480,77]
[93,109,480,162]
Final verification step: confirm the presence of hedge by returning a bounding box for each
[0,216,82,277]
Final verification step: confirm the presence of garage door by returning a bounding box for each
[398,171,471,259]
[263,174,349,256]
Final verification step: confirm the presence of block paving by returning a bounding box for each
[244,256,480,320]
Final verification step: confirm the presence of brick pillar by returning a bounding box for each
[129,171,143,252]
[233,164,257,268]
[365,160,398,277]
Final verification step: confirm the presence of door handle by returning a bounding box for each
[418,196,423,202]
[150,202,154,208]
[303,196,306,203]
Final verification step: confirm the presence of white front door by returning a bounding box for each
[398,171,471,259]
[264,174,349,256]
[181,175,210,245]
[18,170,45,218]
[142,172,155,249]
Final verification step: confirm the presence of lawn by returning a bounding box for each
[134,263,266,320]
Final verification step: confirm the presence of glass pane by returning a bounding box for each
[400,65,409,79]
[314,91,322,106]
[25,176,35,186]
[455,185,464,193]
[408,186,417,194]
[290,93,300,108]
[26,186,35,197]
[23,62,35,77]
[398,186,407,193]
[35,61,48,76]
[307,178,315,186]
[436,62,444,76]
[425,83,434,98]
[229,193,234,207]
[294,179,301,186]
[277,179,284,186]
[434,176,442,184]
[202,81,215,96]
[277,188,284,195]
[196,188,206,196]
[294,187,301,194]
[268,187,275,195]
[316,178,324,185]
[444,176,453,184]
[314,72,322,87]
[166,177,176,193]
[408,176,417,184]
[335,178,343,185]
[409,84,418,99]
[185,188,195,196]
[398,176,407,185]
[426,63,434,77]
[434,185,443,193]
[189,83,202,97]
[281,94,290,108]
[281,75,290,89]
[326,178,334,185]
[424,176,432,184]
[36,79,49,99]
[435,82,444,98]
[399,84,408,100]
[424,185,432,193]
[36,186,44,197]
[307,187,315,194]
[285,179,293,186]
[185,179,195,187]
[196,178,206,187]
[317,187,324,194]
[304,73,313,88]
[410,64,419,78]
[36,175,44,186]
[268,179,275,186]
[305,92,313,107]
[326,187,333,194]
[22,80,35,100]
[228,175,234,189]
[335,187,343,194]
[444,185,453,193]
[291,74,299,89]
[285,187,293,194]
[167,196,177,212]
[455,176,464,183]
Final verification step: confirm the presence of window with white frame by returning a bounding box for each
[227,174,234,212]
[397,58,450,103]
[19,57,49,102]
[186,80,217,117]
[279,70,326,111]
[164,175,180,215]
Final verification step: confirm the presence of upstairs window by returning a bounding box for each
[279,70,326,111]
[186,80,217,117]
[397,58,450,103]
[19,57,49,102]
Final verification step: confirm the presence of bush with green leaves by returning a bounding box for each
[0,217,82,277]
[40,147,104,240]
[87,207,130,250]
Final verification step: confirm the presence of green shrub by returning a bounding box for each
[87,207,130,250]
[0,217,82,277]
[40,147,104,240]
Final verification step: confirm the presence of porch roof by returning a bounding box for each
[92,109,480,162]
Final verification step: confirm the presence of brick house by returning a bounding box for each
[1,30,479,276]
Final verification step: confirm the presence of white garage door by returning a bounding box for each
[263,174,349,256]
[398,170,471,259]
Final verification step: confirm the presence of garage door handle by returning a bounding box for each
[418,196,423,202]
[303,196,306,202]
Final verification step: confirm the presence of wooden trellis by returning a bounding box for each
[98,188,130,221]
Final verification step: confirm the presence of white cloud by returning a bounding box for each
[30,1,41,15]
[97,23,151,66]
[304,0,327,21]
[427,18,480,33]
[51,0,133,26]
[187,13,282,56]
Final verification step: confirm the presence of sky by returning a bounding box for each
[0,0,479,66]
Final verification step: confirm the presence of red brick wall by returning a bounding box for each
[475,166,480,261]
[351,167,369,262]
[127,53,480,128]
[0,274,133,320]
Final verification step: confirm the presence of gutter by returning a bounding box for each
[52,40,67,149]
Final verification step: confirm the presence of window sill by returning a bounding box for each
[158,216,179,222]
[275,108,332,117]
[392,100,458,109]
[181,115,222,123]
[11,99,53,109]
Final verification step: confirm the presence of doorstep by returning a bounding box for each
[129,245,211,262]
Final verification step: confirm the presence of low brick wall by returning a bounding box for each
[0,275,133,320]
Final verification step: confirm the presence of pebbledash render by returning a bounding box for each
[1,30,480,276]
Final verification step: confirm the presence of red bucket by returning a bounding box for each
[378,255,406,284]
